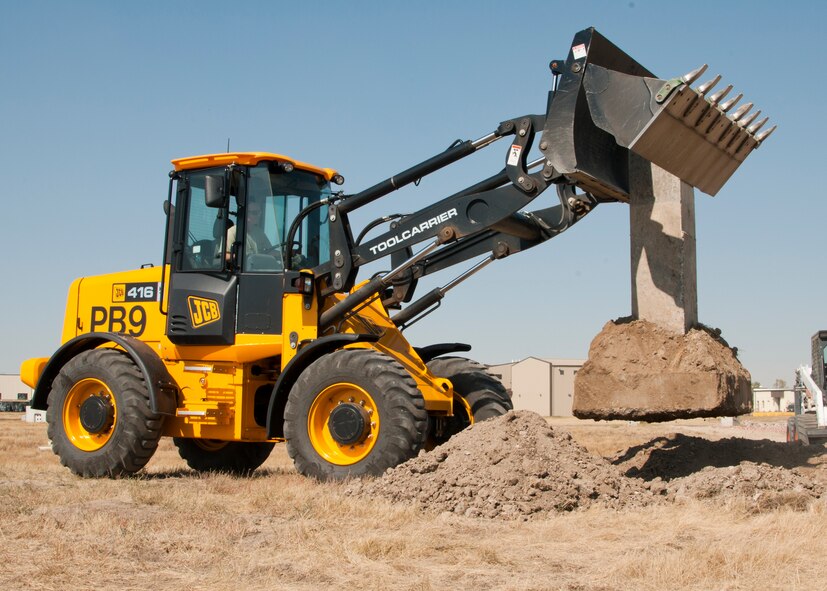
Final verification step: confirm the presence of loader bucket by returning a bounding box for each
[541,28,774,199]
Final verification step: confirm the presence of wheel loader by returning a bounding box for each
[20,28,774,480]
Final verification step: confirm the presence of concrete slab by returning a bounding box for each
[629,155,698,334]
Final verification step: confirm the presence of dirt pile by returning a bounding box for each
[611,433,812,479]
[347,412,825,520]
[348,411,658,519]
[611,433,824,511]
[573,319,752,421]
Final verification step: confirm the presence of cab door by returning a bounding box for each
[235,191,286,336]
[165,168,238,345]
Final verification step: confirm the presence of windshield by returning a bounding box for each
[246,164,331,271]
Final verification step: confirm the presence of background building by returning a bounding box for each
[0,374,32,412]
[488,358,585,417]
[752,387,795,413]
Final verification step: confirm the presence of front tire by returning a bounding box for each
[173,438,274,475]
[284,349,428,481]
[426,356,512,445]
[47,349,163,478]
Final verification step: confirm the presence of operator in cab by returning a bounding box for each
[224,200,270,255]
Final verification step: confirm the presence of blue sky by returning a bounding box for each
[0,1,822,387]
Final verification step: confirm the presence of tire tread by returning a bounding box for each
[47,349,163,478]
[284,349,427,481]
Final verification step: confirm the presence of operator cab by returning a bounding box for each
[164,152,341,345]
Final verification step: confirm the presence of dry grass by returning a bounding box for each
[2,413,826,591]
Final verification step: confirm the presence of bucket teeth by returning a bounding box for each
[755,125,777,142]
[738,109,761,128]
[747,116,769,134]
[708,84,733,106]
[729,102,753,121]
[563,29,776,196]
[697,74,722,95]
[681,64,708,85]
[719,93,743,112]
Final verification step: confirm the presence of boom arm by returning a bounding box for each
[309,27,774,330]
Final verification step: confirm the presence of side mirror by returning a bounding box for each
[205,175,227,208]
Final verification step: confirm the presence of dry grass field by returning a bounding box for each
[2,413,827,591]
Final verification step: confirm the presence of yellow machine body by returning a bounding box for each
[23,263,454,445]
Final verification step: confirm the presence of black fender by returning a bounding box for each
[266,333,380,439]
[413,342,472,364]
[31,332,179,416]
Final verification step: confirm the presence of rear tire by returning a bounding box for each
[173,438,275,475]
[47,349,163,478]
[426,356,512,445]
[284,349,427,481]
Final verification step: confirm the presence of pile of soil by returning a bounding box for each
[611,433,812,479]
[347,411,825,520]
[348,412,657,518]
[611,433,825,512]
[573,319,752,421]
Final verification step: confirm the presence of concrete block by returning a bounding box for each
[24,407,46,423]
[629,155,698,334]
[575,158,751,421]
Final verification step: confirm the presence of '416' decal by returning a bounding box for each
[112,282,158,303]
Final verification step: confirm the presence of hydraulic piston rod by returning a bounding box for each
[320,240,442,328]
[337,132,504,215]
[391,255,496,328]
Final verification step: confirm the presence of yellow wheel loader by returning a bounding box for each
[21,28,773,480]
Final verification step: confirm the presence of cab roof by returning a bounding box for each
[171,152,339,181]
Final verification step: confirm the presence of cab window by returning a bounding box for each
[178,169,241,272]
[245,164,331,271]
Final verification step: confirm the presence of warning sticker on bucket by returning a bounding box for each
[572,43,587,60]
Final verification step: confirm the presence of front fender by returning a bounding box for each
[31,333,178,416]
[413,342,472,363]
[265,333,380,438]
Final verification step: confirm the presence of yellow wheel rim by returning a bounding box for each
[455,393,474,426]
[63,378,117,452]
[307,383,380,466]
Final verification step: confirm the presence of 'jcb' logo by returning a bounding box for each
[187,296,221,328]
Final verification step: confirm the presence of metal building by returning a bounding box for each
[0,374,32,411]
[488,357,585,417]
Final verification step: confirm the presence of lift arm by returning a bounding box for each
[306,27,774,330]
